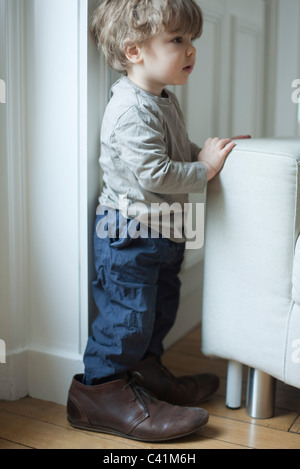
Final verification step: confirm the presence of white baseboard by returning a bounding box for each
[0,349,28,401]
[27,349,84,405]
[0,347,84,406]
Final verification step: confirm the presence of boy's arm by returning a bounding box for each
[112,109,207,195]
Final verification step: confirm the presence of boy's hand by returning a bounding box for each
[198,137,236,181]
[198,135,251,181]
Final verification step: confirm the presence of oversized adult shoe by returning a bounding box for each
[67,374,208,442]
[130,356,219,406]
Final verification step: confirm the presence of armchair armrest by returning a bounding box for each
[202,138,300,388]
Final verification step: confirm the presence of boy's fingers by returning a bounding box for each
[221,140,236,155]
[217,138,232,149]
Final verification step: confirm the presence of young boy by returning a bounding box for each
[67,0,239,442]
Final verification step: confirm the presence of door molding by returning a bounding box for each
[0,0,28,400]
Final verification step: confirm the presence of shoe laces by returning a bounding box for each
[123,376,154,417]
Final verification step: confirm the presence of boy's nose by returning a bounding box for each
[186,44,196,56]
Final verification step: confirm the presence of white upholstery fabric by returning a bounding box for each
[202,138,300,388]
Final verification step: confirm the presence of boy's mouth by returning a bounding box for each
[183,64,194,74]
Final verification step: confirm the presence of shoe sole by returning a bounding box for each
[67,413,209,443]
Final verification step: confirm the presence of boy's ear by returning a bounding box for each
[124,44,143,64]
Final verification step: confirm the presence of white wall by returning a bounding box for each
[0,0,300,405]
[184,0,265,142]
[26,0,81,355]
[264,0,300,137]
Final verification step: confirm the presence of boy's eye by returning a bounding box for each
[171,36,197,45]
[172,37,183,44]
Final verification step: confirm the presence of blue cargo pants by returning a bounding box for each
[83,210,185,385]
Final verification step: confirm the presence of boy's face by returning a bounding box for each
[128,28,197,96]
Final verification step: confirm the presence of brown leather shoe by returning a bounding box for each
[130,356,219,406]
[67,374,208,442]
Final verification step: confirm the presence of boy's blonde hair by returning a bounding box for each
[91,0,203,73]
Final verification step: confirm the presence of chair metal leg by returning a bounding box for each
[226,360,243,409]
[246,368,276,419]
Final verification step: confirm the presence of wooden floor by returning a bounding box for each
[1,325,300,450]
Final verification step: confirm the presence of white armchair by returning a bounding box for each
[201,138,300,418]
